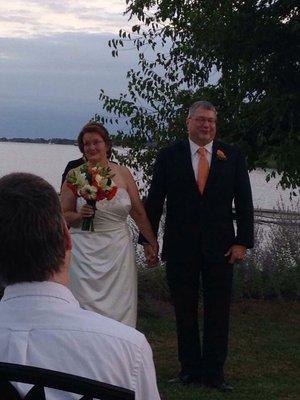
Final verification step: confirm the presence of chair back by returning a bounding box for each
[0,362,135,400]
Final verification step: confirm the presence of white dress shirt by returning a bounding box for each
[188,138,213,180]
[0,281,161,400]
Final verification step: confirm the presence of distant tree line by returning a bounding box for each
[0,135,142,148]
[0,137,76,145]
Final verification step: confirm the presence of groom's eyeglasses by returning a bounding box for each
[191,117,216,125]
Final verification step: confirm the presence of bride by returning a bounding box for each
[60,122,158,327]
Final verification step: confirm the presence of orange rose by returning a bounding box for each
[106,185,118,200]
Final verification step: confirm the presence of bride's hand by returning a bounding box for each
[143,243,159,268]
[79,204,95,218]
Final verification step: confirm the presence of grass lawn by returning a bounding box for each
[137,300,300,400]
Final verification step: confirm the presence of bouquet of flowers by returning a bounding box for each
[67,163,117,231]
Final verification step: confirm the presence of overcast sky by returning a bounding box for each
[0,0,139,138]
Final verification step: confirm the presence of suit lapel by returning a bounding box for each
[180,140,197,184]
[205,140,219,190]
[180,139,204,196]
[202,139,229,196]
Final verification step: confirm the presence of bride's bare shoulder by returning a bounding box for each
[109,162,130,175]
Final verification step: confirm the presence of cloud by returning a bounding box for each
[0,14,35,23]
[0,0,132,38]
[0,32,137,138]
[0,1,140,138]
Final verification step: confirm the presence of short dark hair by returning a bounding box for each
[77,122,112,158]
[0,173,66,285]
[188,100,217,118]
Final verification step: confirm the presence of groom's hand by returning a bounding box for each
[143,243,159,268]
[225,245,246,264]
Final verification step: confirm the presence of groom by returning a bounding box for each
[142,100,254,391]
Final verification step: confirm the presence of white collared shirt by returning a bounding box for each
[188,138,213,180]
[0,281,161,400]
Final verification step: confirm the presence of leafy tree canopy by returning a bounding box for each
[99,0,299,192]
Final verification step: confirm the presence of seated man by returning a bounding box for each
[0,172,161,400]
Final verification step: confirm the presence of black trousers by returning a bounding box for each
[166,257,233,382]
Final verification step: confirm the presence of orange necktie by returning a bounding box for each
[197,147,209,194]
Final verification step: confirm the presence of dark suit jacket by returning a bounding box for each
[142,139,254,263]
[61,157,85,188]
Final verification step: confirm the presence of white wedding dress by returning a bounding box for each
[69,187,137,327]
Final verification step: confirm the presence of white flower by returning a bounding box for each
[78,184,97,199]
[73,171,87,187]
[95,173,105,186]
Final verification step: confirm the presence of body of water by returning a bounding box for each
[0,142,298,211]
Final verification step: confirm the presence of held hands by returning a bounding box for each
[143,242,159,268]
[225,244,247,264]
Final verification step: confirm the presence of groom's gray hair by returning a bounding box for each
[188,101,217,117]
